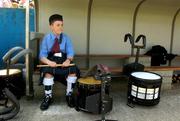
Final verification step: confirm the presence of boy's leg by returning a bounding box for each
[40,73,54,110]
[66,74,77,107]
[66,74,77,95]
[54,65,79,107]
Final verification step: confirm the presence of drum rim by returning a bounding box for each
[131,71,162,80]
[78,82,101,86]
[78,77,101,85]
[0,69,21,76]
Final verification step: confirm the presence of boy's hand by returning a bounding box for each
[40,57,57,67]
[47,60,57,67]
[62,59,70,67]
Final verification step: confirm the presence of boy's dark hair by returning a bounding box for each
[49,14,63,25]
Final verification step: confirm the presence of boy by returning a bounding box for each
[39,14,79,110]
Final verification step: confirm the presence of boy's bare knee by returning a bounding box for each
[45,73,53,78]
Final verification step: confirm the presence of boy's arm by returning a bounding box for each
[39,35,57,67]
[62,35,74,67]
[40,57,57,67]
[65,36,74,61]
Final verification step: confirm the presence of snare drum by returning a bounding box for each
[128,71,162,106]
[0,69,25,99]
[77,77,109,114]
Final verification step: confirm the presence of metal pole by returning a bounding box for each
[169,8,180,66]
[170,8,180,54]
[86,0,93,69]
[25,0,33,98]
[132,0,146,55]
[34,0,39,32]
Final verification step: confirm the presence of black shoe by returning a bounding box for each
[66,92,75,108]
[40,96,53,110]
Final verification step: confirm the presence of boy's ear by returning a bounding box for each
[49,22,54,26]
[49,24,53,30]
[50,23,54,27]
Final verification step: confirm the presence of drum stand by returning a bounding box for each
[0,60,20,120]
[96,75,117,121]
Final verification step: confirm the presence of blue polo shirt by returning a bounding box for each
[39,33,74,59]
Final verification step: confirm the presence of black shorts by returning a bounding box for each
[40,65,80,77]
[40,66,80,86]
[39,53,80,85]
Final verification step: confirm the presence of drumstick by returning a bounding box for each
[37,63,75,67]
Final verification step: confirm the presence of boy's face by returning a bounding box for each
[50,20,63,35]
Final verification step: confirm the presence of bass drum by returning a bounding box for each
[76,77,110,114]
[128,71,162,106]
[0,69,25,99]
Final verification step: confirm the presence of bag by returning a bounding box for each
[145,45,167,66]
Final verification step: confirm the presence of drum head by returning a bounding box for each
[0,69,21,76]
[78,77,101,85]
[131,72,161,80]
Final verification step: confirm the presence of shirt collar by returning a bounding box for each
[50,32,63,40]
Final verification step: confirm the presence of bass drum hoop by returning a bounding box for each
[78,77,101,89]
[0,69,24,99]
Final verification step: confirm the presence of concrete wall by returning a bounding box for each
[38,0,88,54]
[37,0,180,68]
[172,11,180,54]
[37,0,180,55]
[136,0,180,54]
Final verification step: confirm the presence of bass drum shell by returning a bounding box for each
[0,69,25,99]
[128,71,162,106]
[77,77,109,114]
